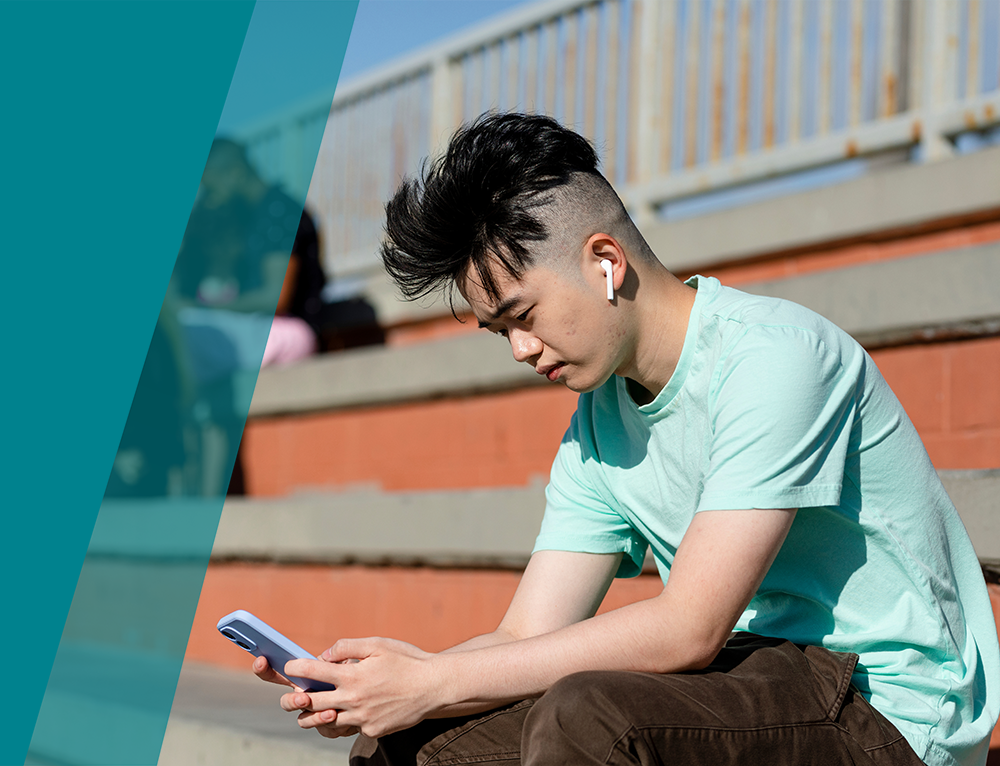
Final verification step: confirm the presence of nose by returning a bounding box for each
[509,328,542,363]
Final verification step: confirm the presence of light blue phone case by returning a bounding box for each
[217,609,337,692]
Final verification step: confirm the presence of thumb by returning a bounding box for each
[320,637,376,663]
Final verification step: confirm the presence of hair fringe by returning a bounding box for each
[380,112,601,308]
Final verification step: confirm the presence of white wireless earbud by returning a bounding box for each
[600,259,614,301]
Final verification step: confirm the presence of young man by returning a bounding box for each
[254,113,999,766]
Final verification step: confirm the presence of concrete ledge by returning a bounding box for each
[212,471,999,567]
[160,661,353,766]
[940,470,1000,565]
[249,331,540,418]
[214,481,547,568]
[251,243,999,416]
[644,143,1000,273]
[87,497,222,558]
[741,242,1000,348]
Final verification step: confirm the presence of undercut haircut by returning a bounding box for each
[381,112,608,307]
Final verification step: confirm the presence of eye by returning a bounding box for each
[515,309,530,322]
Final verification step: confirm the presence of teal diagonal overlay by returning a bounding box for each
[23,2,358,764]
[1,2,253,765]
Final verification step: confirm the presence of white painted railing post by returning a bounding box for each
[629,0,660,230]
[430,55,455,155]
[919,0,956,162]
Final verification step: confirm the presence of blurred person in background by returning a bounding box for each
[172,138,325,495]
[182,137,325,367]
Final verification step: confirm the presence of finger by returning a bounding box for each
[252,656,293,688]
[317,723,360,739]
[296,708,338,729]
[320,637,376,662]
[284,657,343,684]
[280,691,315,713]
[284,689,339,713]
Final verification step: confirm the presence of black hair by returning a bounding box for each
[381,112,601,306]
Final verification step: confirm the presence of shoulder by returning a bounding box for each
[254,187,304,234]
[701,281,838,339]
[698,283,861,373]
[685,282,867,415]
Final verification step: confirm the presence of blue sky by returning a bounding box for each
[218,0,531,133]
[340,0,532,80]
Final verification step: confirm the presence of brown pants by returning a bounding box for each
[349,634,925,766]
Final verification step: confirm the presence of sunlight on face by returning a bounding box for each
[459,259,625,394]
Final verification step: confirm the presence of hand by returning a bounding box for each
[251,655,296,690]
[281,637,443,739]
[254,655,360,739]
[279,690,360,739]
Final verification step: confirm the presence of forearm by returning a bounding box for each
[431,594,715,711]
[284,595,716,736]
[428,509,795,712]
[442,626,519,654]
[423,627,527,716]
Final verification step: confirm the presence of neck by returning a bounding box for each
[617,267,696,402]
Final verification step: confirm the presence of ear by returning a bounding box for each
[583,233,627,298]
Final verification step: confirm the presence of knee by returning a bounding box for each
[530,670,634,719]
[349,733,383,766]
[531,671,621,720]
[523,672,634,764]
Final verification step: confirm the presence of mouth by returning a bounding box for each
[537,363,565,382]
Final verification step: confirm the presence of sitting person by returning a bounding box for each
[253,113,1000,766]
[180,137,325,368]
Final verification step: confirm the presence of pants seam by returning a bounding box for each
[861,734,906,753]
[603,724,639,765]
[630,719,847,735]
[620,720,907,755]
[429,753,521,766]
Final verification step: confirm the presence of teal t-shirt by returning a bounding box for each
[534,275,999,766]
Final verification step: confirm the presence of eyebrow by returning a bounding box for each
[477,295,522,329]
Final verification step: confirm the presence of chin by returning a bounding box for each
[565,372,611,395]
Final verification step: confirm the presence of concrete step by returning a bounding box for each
[213,470,1000,567]
[160,661,357,766]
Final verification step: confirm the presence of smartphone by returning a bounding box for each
[217,609,336,692]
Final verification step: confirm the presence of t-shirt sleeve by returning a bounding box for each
[533,411,648,578]
[698,323,858,512]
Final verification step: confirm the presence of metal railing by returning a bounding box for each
[239,0,1000,280]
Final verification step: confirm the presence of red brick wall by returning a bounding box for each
[873,337,1000,469]
[686,219,1000,286]
[242,338,999,497]
[243,386,579,495]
